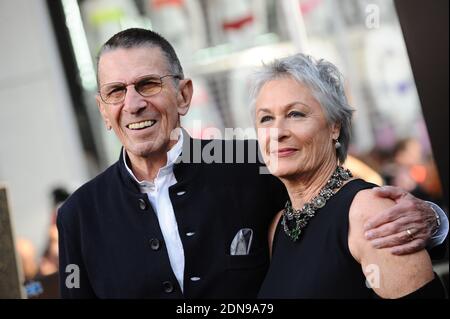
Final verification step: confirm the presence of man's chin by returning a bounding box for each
[125,140,171,159]
[126,143,157,158]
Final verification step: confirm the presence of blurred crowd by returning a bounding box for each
[362,138,445,209]
[15,187,69,298]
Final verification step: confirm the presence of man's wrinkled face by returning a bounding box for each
[96,46,189,160]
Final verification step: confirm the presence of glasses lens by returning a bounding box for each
[101,84,126,104]
[136,76,162,97]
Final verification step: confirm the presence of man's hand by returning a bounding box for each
[363,186,438,255]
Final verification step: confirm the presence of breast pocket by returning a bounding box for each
[226,248,268,270]
[224,248,270,298]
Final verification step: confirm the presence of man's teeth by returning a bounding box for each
[128,120,156,130]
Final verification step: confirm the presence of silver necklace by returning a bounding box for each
[282,166,353,242]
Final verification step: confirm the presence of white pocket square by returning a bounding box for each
[230,228,253,255]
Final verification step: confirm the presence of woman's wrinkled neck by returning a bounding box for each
[281,157,338,210]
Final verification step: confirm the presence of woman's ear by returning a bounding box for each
[331,122,341,140]
[177,79,193,116]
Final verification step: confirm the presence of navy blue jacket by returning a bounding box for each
[57,136,287,298]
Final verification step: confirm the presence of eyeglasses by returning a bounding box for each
[99,74,181,104]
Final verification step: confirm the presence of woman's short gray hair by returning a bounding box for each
[250,53,354,163]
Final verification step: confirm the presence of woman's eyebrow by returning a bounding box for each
[257,101,310,113]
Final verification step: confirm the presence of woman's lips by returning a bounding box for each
[271,148,298,157]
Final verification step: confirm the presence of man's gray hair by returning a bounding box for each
[96,28,184,86]
[250,53,354,163]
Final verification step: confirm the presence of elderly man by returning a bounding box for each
[58,28,448,298]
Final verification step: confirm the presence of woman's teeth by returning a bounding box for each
[127,120,156,130]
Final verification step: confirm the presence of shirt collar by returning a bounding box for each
[122,131,184,186]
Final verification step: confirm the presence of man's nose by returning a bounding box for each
[123,85,147,114]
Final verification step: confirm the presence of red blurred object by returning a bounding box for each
[152,0,184,9]
[410,164,427,183]
[300,0,322,15]
[223,15,254,30]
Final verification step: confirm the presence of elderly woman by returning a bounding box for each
[252,53,445,298]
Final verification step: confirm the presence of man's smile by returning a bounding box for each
[126,120,157,130]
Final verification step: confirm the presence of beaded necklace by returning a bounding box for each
[282,166,353,242]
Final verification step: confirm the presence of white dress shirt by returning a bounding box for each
[123,134,185,292]
[428,202,449,246]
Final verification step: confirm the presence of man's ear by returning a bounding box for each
[177,79,193,116]
[96,95,111,130]
[331,122,341,140]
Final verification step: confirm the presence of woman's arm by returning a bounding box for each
[348,189,435,298]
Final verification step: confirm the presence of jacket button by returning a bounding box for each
[162,281,174,293]
[138,198,147,210]
[149,238,160,251]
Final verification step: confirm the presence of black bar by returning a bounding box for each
[394,0,449,208]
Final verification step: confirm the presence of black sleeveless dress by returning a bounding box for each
[258,179,377,298]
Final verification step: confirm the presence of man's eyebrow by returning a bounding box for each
[101,81,125,87]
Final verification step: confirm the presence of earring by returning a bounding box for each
[106,124,112,131]
[334,139,341,149]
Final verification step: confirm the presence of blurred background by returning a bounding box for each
[0,0,448,297]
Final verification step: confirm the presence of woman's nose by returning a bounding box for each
[270,119,290,141]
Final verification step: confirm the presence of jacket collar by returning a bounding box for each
[117,128,200,193]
